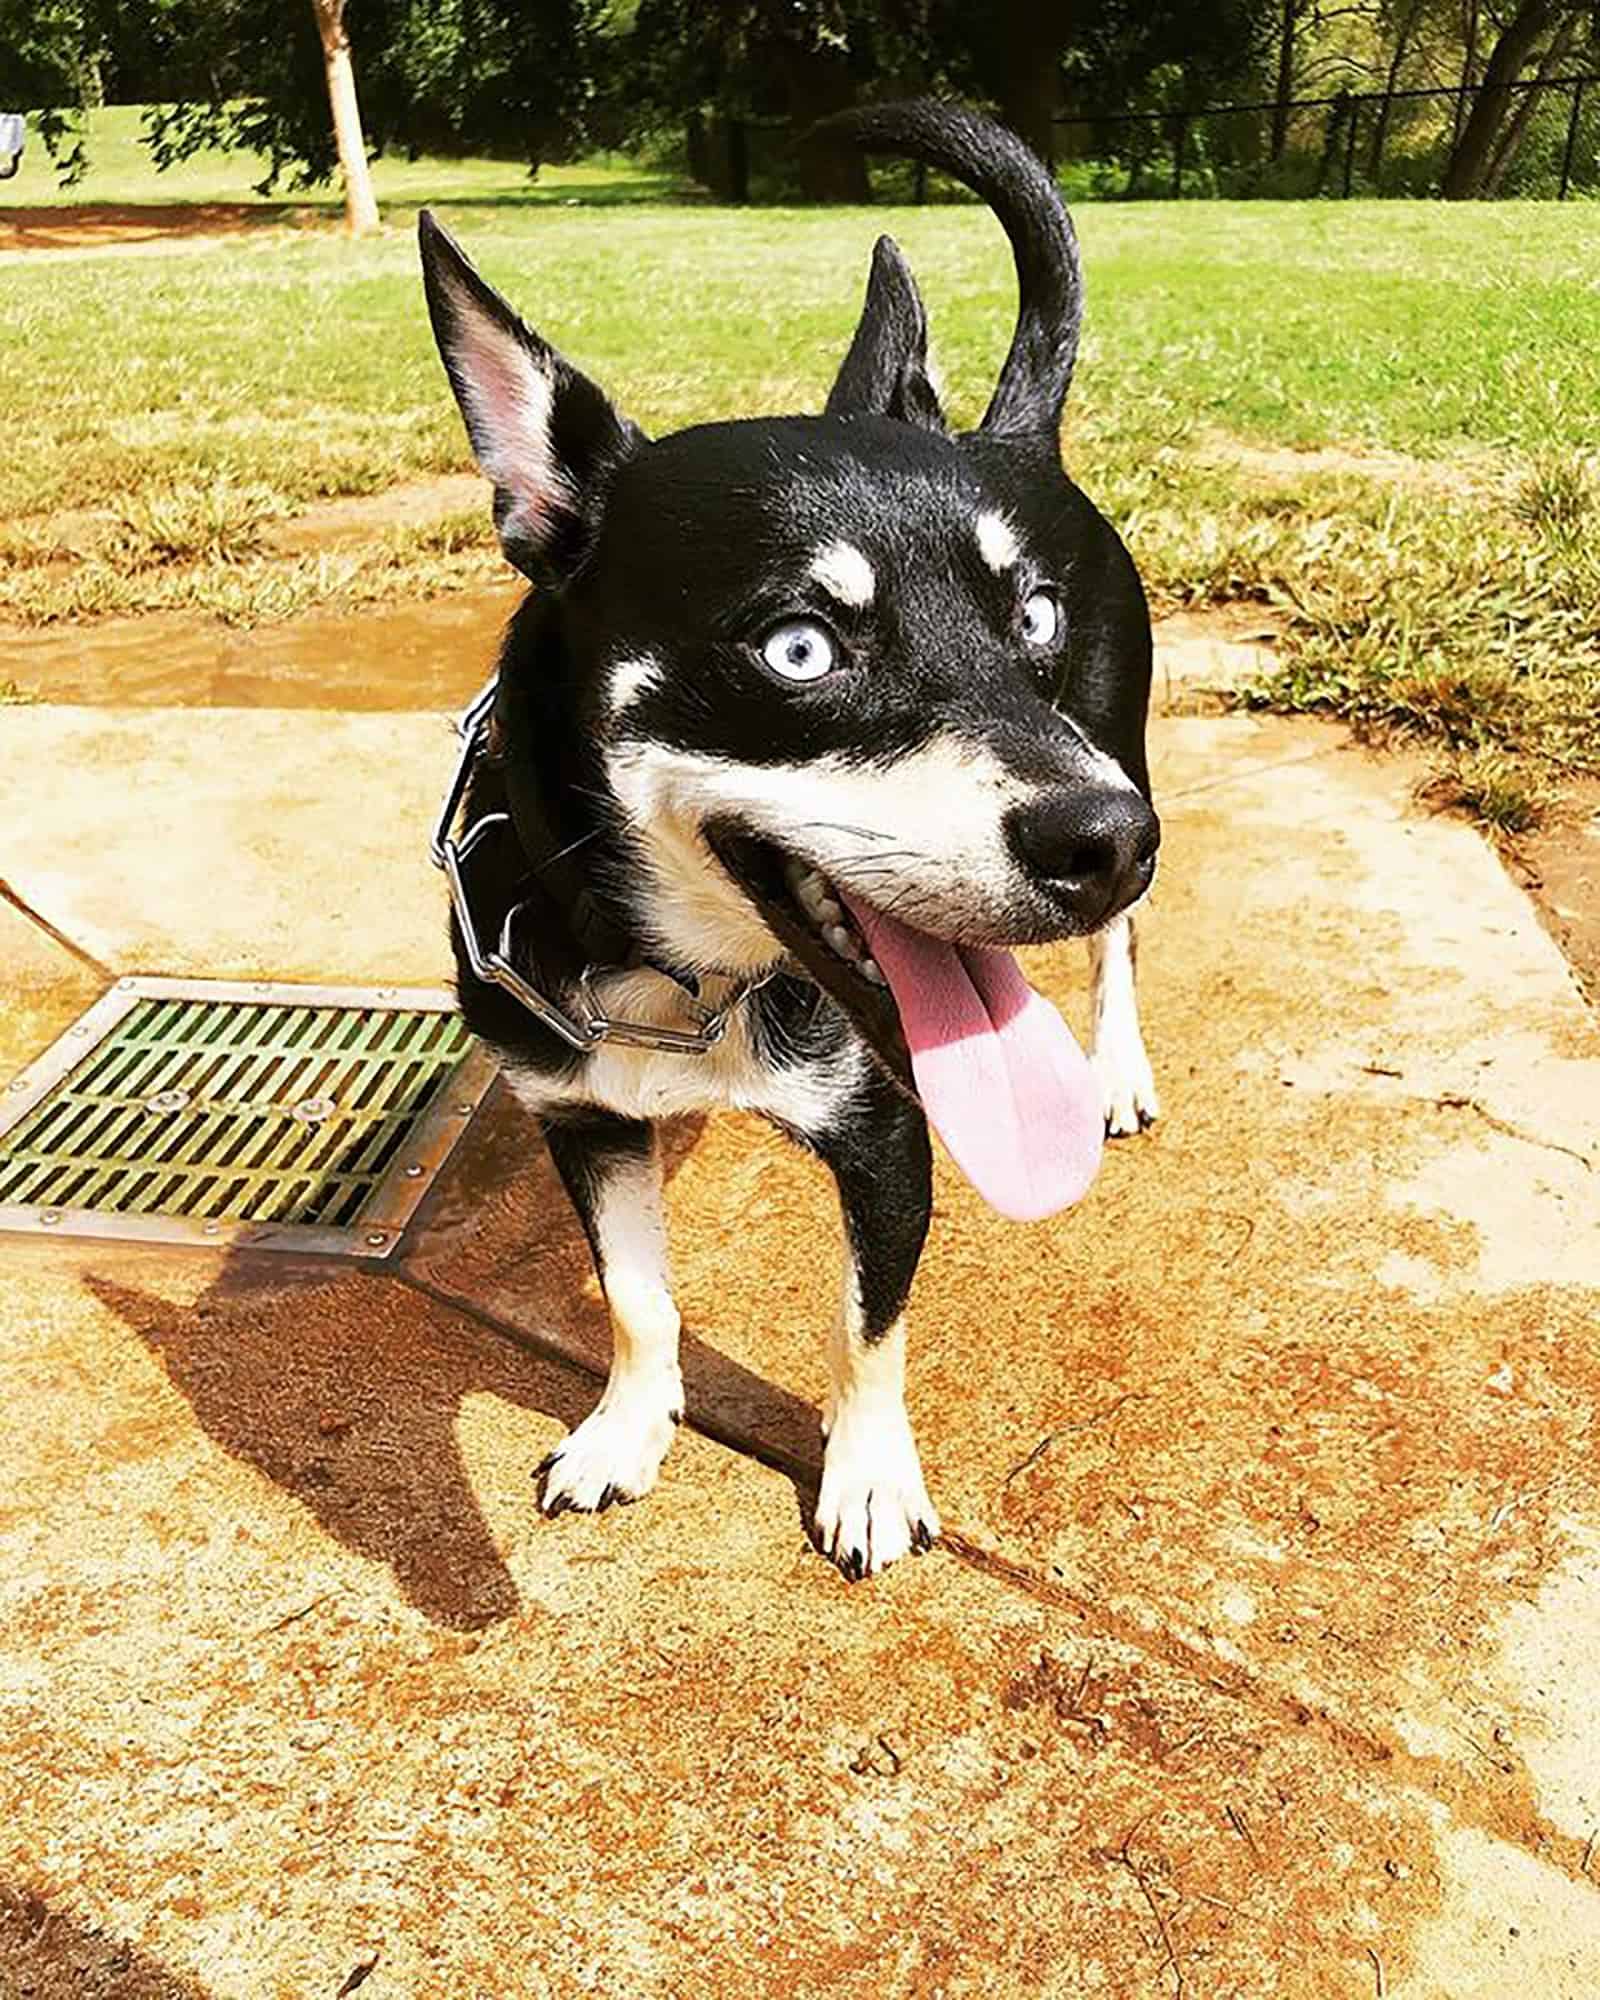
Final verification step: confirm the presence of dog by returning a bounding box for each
[419,100,1160,1578]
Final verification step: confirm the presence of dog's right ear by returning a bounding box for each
[419,210,642,583]
[824,235,945,432]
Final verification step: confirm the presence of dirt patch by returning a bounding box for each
[1511,778,1600,1005]
[1152,605,1281,714]
[262,475,488,554]
[1195,430,1495,498]
[0,202,310,254]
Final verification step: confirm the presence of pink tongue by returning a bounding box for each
[842,894,1104,1222]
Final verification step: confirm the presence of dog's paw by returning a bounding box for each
[537,1382,682,1516]
[814,1417,940,1579]
[1092,1035,1159,1138]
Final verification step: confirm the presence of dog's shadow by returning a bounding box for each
[88,1104,821,1633]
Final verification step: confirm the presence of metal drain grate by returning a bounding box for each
[0,978,497,1257]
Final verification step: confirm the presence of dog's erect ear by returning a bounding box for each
[824,235,945,432]
[419,210,643,583]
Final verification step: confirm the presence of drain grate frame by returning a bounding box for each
[0,977,497,1259]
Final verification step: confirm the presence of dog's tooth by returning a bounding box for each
[797,875,839,923]
[824,923,861,962]
[860,958,886,986]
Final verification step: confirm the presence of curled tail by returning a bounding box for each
[822,98,1082,438]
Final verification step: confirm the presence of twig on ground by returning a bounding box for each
[337,1953,380,1996]
[259,1590,339,1637]
[1432,1092,1594,1172]
[1225,1803,1262,1863]
[1003,1392,1149,1485]
[1107,1821,1186,1998]
[1366,1944,1387,1998]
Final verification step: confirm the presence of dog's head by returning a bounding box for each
[421,104,1159,1216]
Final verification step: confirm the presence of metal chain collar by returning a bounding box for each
[431,677,765,1055]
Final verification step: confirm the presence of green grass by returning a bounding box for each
[3,115,1598,817]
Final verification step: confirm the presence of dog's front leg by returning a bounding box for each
[805,1079,938,1578]
[1089,911,1159,1136]
[537,1111,684,1514]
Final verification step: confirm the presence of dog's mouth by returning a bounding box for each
[709,829,1104,1222]
[709,828,909,1064]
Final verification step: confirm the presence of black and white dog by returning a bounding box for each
[419,101,1160,1578]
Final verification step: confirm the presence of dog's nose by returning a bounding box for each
[1007,786,1160,924]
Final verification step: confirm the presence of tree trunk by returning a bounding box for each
[1484,15,1579,193]
[1271,0,1298,161]
[996,4,1063,165]
[1452,0,1480,146]
[309,0,379,236]
[1369,0,1426,180]
[784,36,869,200]
[966,2,1064,166]
[704,116,749,203]
[685,109,709,187]
[1442,0,1561,198]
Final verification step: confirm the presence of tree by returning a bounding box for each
[947,0,1070,164]
[1441,0,1587,196]
[1271,0,1304,159]
[1368,0,1428,177]
[1481,8,1582,191]
[3,0,604,208]
[309,0,378,232]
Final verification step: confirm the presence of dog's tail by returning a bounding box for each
[820,98,1082,439]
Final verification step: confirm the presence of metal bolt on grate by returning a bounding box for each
[0,979,496,1257]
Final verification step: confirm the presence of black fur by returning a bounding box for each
[821,99,1083,436]
[420,100,1159,1564]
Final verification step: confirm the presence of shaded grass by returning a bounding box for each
[2,102,688,211]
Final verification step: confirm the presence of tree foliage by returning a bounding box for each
[1,0,1593,199]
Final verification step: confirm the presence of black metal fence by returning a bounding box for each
[1056,72,1600,201]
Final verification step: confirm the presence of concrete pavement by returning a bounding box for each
[2,666,1598,1998]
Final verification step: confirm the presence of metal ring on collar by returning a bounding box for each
[430,676,765,1056]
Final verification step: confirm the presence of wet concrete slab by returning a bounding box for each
[3,703,1599,1996]
[3,592,1232,715]
[0,585,518,711]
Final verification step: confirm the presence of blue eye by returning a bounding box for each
[761,619,836,683]
[1021,590,1060,646]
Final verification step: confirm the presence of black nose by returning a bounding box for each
[1007,786,1160,924]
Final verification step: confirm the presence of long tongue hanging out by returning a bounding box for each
[841,894,1103,1222]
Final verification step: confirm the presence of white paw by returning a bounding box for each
[1091,1034,1160,1138]
[814,1416,940,1579]
[537,1377,682,1515]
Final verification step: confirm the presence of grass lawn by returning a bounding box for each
[2,107,1597,822]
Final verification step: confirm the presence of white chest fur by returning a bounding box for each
[504,966,866,1134]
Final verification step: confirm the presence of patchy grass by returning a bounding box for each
[106,477,284,568]
[3,124,1599,822]
[1114,451,1600,806]
[1421,751,1553,842]
[1513,452,1597,534]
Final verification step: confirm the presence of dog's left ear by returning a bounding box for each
[825,235,945,432]
[419,210,643,583]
